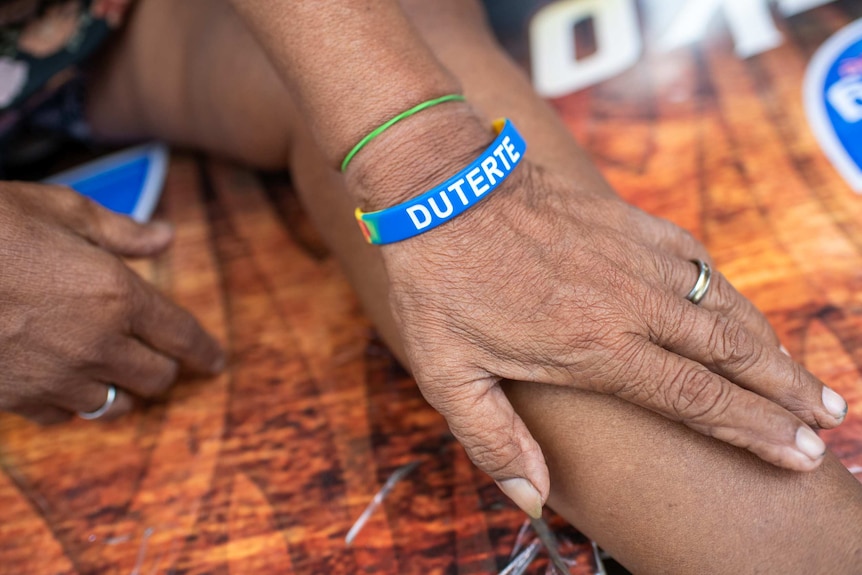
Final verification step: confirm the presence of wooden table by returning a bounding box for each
[1,3,861,574]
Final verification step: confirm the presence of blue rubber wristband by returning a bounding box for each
[355,119,526,245]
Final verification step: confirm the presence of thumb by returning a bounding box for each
[75,201,174,257]
[426,377,549,517]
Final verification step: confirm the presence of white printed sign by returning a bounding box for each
[530,0,837,97]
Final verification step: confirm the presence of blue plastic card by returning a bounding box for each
[45,143,169,223]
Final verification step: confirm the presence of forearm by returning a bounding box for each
[280,8,862,570]
[289,101,862,575]
[288,87,862,575]
[229,0,619,212]
[227,1,465,173]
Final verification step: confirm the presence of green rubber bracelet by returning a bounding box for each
[340,94,466,172]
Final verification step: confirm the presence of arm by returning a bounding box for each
[94,0,850,521]
[228,0,470,196]
[229,0,846,515]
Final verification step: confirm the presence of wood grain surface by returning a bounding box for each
[1,3,861,574]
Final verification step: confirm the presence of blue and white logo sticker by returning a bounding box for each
[805,19,862,192]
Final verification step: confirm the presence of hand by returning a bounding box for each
[351,114,848,517]
[0,182,224,424]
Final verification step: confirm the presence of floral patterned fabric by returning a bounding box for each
[0,0,133,144]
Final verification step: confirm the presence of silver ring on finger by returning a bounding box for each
[78,384,117,420]
[685,259,712,305]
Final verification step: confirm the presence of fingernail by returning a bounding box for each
[149,220,174,239]
[822,387,848,421]
[780,345,791,357]
[795,426,826,460]
[497,478,543,518]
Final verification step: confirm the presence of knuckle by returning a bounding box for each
[417,372,475,410]
[52,185,86,210]
[650,253,676,286]
[433,383,534,478]
[64,342,104,371]
[29,375,63,398]
[707,315,761,372]
[710,272,736,308]
[788,363,818,396]
[58,189,96,226]
[91,261,135,303]
[594,340,648,395]
[78,194,100,222]
[665,366,731,422]
[614,348,666,404]
[462,426,536,478]
[467,441,523,476]
[28,377,87,411]
[643,293,685,342]
[783,364,823,421]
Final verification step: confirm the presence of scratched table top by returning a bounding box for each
[2,3,862,575]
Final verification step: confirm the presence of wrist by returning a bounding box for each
[344,103,495,212]
[353,118,527,245]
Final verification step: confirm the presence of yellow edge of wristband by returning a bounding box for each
[354,118,510,245]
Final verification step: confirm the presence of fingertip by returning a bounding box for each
[796,425,826,469]
[139,220,175,253]
[149,219,174,237]
[748,429,826,472]
[88,204,175,256]
[433,381,549,513]
[497,477,544,518]
[821,387,848,423]
[208,348,227,374]
[186,336,225,375]
[198,332,226,374]
[113,219,174,258]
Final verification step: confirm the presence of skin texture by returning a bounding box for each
[73,0,862,572]
[0,183,223,423]
[86,0,852,514]
[224,1,857,505]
